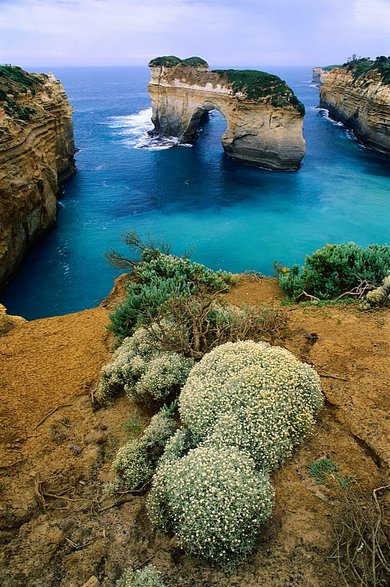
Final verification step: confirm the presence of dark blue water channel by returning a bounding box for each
[1,66,389,318]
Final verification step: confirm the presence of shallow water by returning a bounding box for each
[1,66,389,318]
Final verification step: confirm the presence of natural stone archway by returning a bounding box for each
[148,56,306,171]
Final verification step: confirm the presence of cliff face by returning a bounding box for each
[148,57,305,171]
[319,63,390,155]
[0,66,76,287]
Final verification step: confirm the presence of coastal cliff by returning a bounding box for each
[319,57,390,155]
[0,66,75,287]
[148,56,306,171]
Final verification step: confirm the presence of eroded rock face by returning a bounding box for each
[148,57,305,171]
[320,65,390,155]
[0,67,76,287]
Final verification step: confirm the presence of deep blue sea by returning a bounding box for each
[1,66,390,319]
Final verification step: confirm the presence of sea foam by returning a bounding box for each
[106,108,192,150]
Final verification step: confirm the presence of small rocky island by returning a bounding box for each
[317,57,390,155]
[148,56,306,171]
[0,66,75,287]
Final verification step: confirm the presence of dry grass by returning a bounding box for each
[331,485,390,586]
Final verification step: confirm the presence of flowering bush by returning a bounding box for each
[147,446,273,569]
[179,340,323,471]
[116,565,167,587]
[95,325,193,405]
[108,411,176,493]
[133,352,193,403]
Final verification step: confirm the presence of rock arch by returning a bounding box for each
[148,57,306,171]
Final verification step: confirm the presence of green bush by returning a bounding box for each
[108,410,176,493]
[147,446,273,570]
[96,324,194,405]
[107,233,235,340]
[276,243,390,300]
[116,565,167,587]
[179,340,323,471]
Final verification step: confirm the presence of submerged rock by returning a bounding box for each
[0,66,76,288]
[148,56,306,171]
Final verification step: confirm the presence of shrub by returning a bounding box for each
[116,565,167,587]
[107,231,235,340]
[108,410,176,493]
[133,352,193,403]
[95,325,194,405]
[147,293,287,359]
[179,341,323,471]
[95,327,156,405]
[147,446,274,570]
[276,243,390,300]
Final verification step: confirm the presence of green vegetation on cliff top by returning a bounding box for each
[149,56,209,68]
[0,65,43,121]
[342,56,390,84]
[213,69,305,114]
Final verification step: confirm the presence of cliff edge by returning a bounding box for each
[319,57,390,155]
[148,56,306,171]
[0,66,76,287]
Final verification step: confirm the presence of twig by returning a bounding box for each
[42,490,98,504]
[295,290,320,302]
[318,370,349,382]
[33,404,72,429]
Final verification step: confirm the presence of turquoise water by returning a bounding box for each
[1,66,389,319]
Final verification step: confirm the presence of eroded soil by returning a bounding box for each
[0,276,389,586]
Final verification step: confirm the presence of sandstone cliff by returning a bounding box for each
[148,56,305,171]
[319,58,390,155]
[0,66,75,287]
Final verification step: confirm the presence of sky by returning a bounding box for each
[0,0,389,68]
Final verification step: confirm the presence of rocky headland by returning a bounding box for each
[148,56,306,171]
[0,66,75,288]
[319,57,390,155]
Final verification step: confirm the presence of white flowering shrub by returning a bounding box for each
[109,411,176,493]
[147,446,273,569]
[116,565,167,587]
[179,340,324,471]
[95,327,155,404]
[95,324,193,405]
[132,352,194,403]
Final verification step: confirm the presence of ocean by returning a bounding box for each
[1,66,389,319]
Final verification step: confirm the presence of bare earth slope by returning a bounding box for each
[0,278,389,586]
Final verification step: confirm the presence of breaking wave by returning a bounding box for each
[106,108,192,150]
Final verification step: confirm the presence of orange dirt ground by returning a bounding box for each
[0,276,389,586]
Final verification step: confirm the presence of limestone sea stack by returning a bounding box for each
[148,56,306,171]
[0,66,76,288]
[319,57,390,155]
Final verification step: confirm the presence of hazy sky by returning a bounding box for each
[0,0,389,68]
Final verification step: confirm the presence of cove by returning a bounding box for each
[1,66,389,319]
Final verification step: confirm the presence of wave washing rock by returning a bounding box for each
[319,57,390,155]
[148,56,305,171]
[0,66,76,287]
